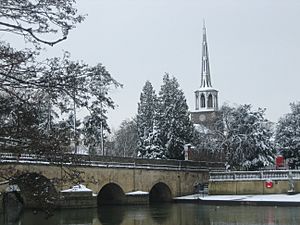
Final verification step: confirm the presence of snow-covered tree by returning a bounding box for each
[0,1,122,214]
[82,112,105,155]
[139,125,166,159]
[112,118,139,157]
[275,102,300,160]
[0,1,123,156]
[137,81,159,158]
[192,127,224,161]
[217,104,275,170]
[0,57,121,155]
[0,1,84,47]
[157,74,194,160]
[81,63,121,154]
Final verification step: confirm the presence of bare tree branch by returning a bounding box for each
[0,21,67,46]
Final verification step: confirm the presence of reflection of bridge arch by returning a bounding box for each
[98,183,125,205]
[149,182,172,203]
[98,205,125,225]
[11,172,58,209]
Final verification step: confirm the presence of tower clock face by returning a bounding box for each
[199,114,206,122]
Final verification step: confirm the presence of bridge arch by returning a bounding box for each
[97,183,125,205]
[149,182,172,203]
[10,172,58,209]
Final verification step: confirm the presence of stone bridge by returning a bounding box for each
[0,153,224,208]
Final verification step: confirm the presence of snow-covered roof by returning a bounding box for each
[126,191,149,196]
[195,87,218,92]
[61,184,92,192]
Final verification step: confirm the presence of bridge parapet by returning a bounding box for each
[0,152,224,172]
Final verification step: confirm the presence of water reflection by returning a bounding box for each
[207,205,300,225]
[98,206,125,225]
[2,204,300,225]
[148,203,172,224]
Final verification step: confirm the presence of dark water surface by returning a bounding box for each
[2,203,300,225]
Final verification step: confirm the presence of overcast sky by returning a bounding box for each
[44,0,300,129]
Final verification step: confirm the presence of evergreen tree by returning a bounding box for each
[137,81,159,158]
[157,74,194,160]
[143,125,166,159]
[82,113,105,155]
[275,102,300,160]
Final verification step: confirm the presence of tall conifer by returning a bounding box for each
[157,74,194,159]
[137,81,159,157]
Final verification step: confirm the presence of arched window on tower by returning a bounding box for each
[200,94,205,108]
[195,92,199,110]
[208,94,213,108]
[214,95,218,108]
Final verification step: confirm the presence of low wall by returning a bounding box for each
[209,180,296,195]
[59,192,97,208]
[209,170,300,195]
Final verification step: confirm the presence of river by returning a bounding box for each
[1,203,300,225]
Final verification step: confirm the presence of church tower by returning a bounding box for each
[191,23,219,128]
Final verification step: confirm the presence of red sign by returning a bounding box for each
[265,181,273,188]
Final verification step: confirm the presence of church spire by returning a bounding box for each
[191,22,219,126]
[200,21,212,88]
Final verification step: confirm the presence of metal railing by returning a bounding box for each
[210,170,300,181]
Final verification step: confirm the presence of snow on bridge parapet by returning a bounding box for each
[0,152,225,172]
[210,170,300,181]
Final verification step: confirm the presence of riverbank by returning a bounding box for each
[174,193,300,206]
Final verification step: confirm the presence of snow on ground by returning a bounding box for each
[175,193,300,202]
[126,191,149,195]
[61,184,92,192]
